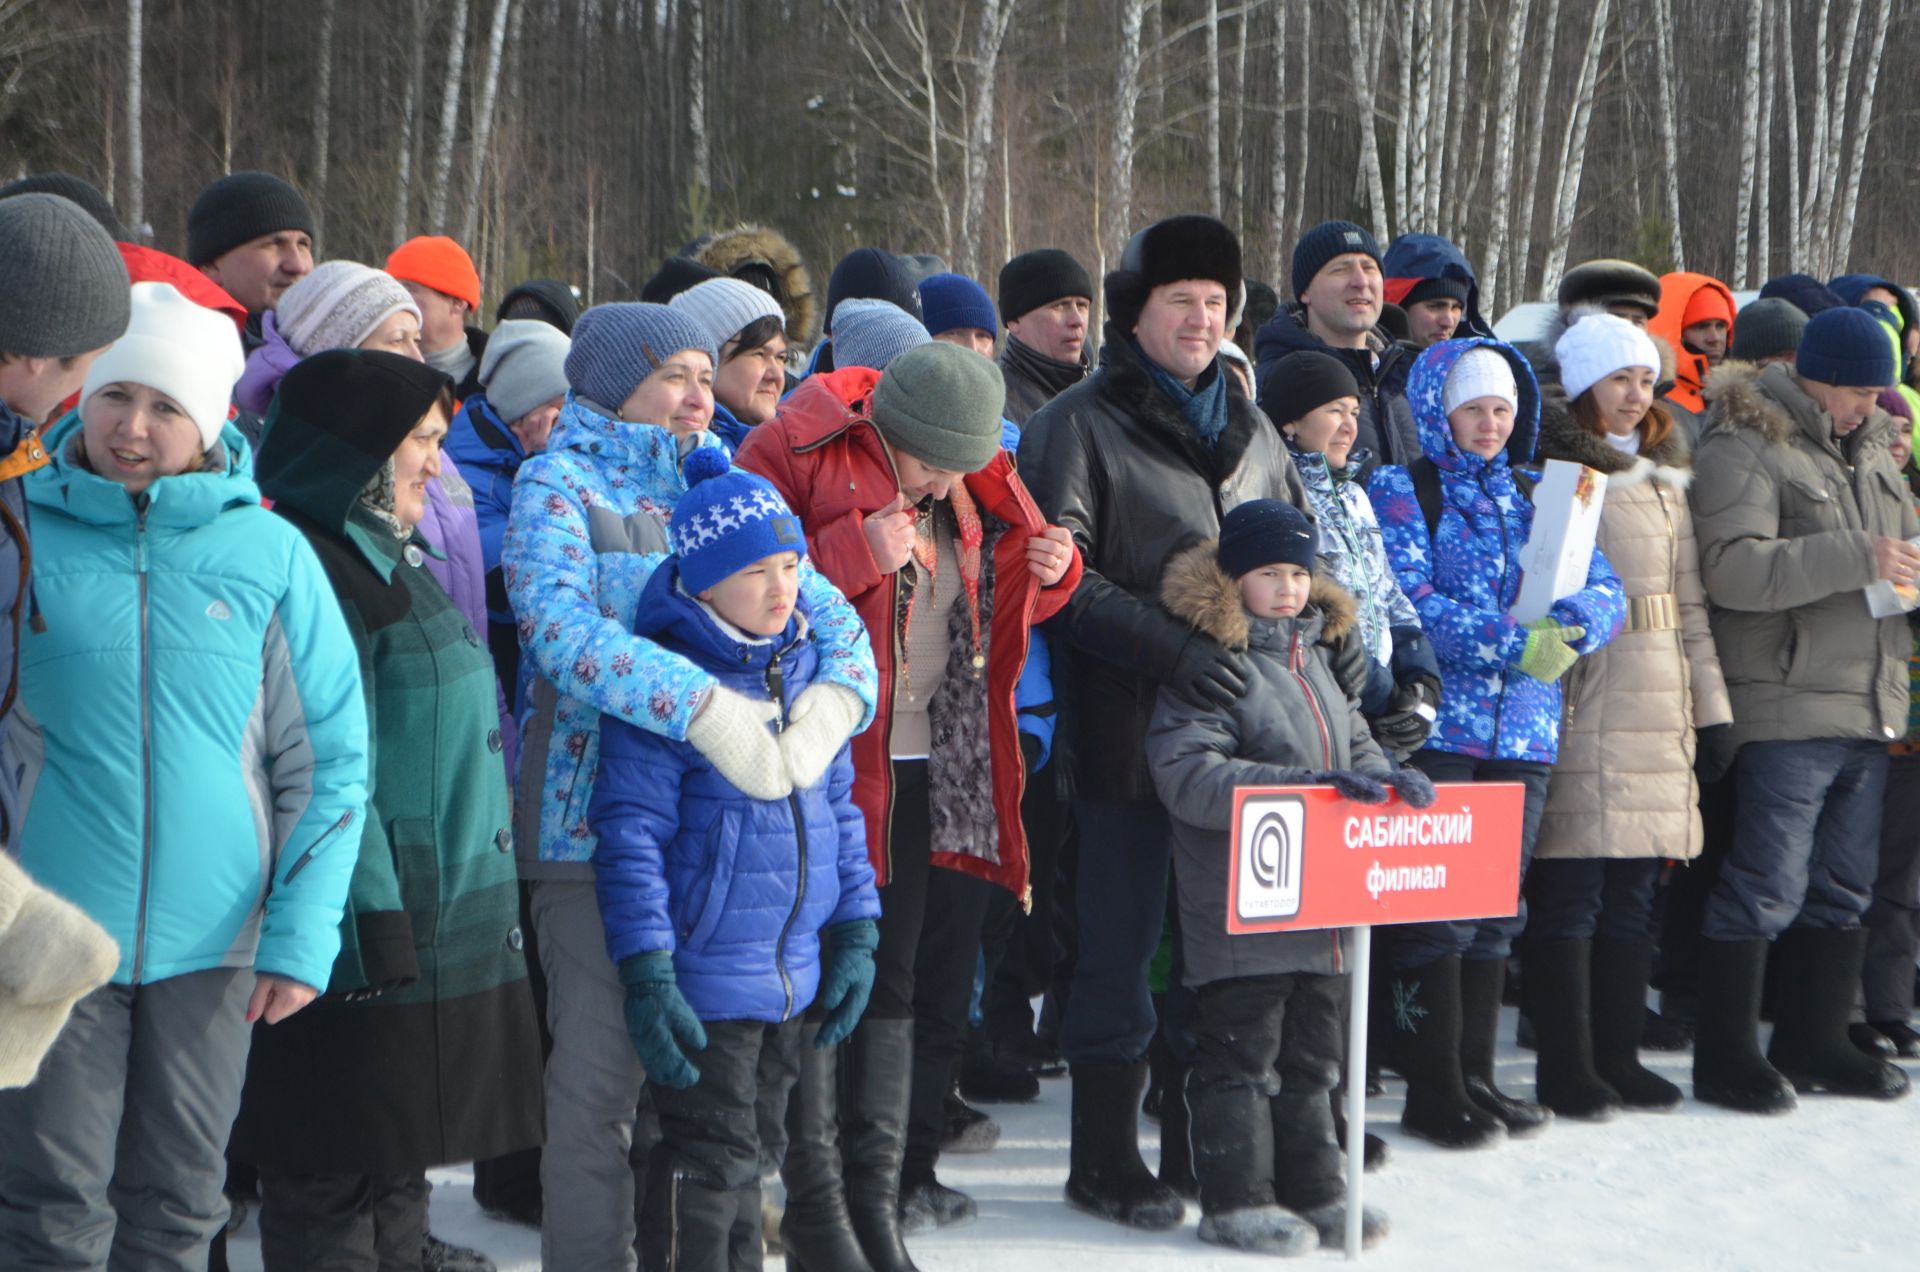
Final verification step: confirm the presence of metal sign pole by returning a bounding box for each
[1344,923,1372,1261]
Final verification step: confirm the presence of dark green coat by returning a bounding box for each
[232,349,542,1175]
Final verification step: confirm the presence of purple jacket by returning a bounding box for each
[420,452,516,769]
[234,311,303,417]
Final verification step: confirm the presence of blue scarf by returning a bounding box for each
[1138,344,1229,449]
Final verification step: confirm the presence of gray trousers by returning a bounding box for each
[1866,751,1920,1020]
[0,967,254,1272]
[532,878,656,1272]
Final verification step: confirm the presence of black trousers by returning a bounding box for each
[256,1171,429,1272]
[980,768,1078,1047]
[1525,857,1663,943]
[472,881,549,1217]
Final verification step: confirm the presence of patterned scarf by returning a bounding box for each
[895,481,985,695]
[357,456,410,539]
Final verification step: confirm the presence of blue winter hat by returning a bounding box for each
[1217,498,1319,579]
[1290,220,1381,301]
[918,272,999,338]
[670,447,808,595]
[1830,273,1917,334]
[1758,273,1844,318]
[1796,307,1897,388]
[565,302,719,411]
[831,298,930,371]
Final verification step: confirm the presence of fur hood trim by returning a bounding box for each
[695,224,818,344]
[1705,360,1796,445]
[1161,541,1357,650]
[1533,392,1693,489]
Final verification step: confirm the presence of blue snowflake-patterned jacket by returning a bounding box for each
[1293,446,1421,669]
[1365,338,1625,764]
[501,397,879,872]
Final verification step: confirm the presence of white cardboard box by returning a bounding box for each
[1864,535,1920,617]
[1512,459,1609,623]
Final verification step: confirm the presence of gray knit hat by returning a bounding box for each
[870,342,1006,474]
[480,319,572,422]
[1729,297,1809,363]
[833,298,929,372]
[565,302,719,411]
[0,193,131,358]
[669,277,784,349]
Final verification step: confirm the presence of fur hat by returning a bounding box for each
[1556,259,1662,318]
[693,224,818,344]
[0,853,120,1089]
[1104,214,1243,335]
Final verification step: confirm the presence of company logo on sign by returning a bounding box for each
[1234,793,1304,922]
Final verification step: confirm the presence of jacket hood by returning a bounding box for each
[1648,272,1735,397]
[695,224,817,345]
[118,243,248,332]
[254,348,451,534]
[1160,540,1356,652]
[1405,336,1541,473]
[444,391,526,474]
[1381,233,1493,338]
[771,366,883,451]
[1532,395,1693,489]
[31,411,259,528]
[632,554,808,672]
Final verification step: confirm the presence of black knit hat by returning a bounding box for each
[496,278,580,335]
[1556,259,1662,317]
[1218,499,1319,579]
[826,248,924,333]
[0,172,128,241]
[1104,214,1242,335]
[1257,350,1361,432]
[640,254,721,304]
[1728,298,1808,363]
[1290,220,1381,301]
[186,171,316,267]
[999,248,1094,325]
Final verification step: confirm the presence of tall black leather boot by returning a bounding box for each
[839,1018,920,1272]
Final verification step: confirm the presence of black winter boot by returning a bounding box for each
[1691,937,1796,1114]
[1459,958,1551,1136]
[779,1038,875,1272]
[959,1030,1041,1104]
[1525,939,1622,1121]
[1766,928,1912,1100]
[1590,939,1683,1111]
[1064,1061,1186,1230]
[840,1018,921,1272]
[1156,1067,1199,1199]
[1187,1063,1313,1256]
[1329,1091,1389,1172]
[1385,957,1504,1149]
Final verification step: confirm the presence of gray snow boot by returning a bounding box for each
[1299,1201,1391,1250]
[1197,1206,1318,1256]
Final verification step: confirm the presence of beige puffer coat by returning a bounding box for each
[1691,361,1917,748]
[1535,410,1732,860]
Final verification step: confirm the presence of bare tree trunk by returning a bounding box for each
[1424,0,1455,230]
[1799,0,1832,271]
[310,0,335,242]
[1228,2,1249,240]
[1291,0,1312,248]
[1266,0,1289,282]
[911,1,953,260]
[1203,0,1222,218]
[1510,0,1560,309]
[460,0,513,245]
[1540,0,1612,298]
[1345,4,1389,244]
[428,0,472,234]
[1754,0,1774,281]
[1729,0,1763,287]
[1477,0,1532,315]
[1105,0,1147,265]
[1651,0,1684,270]
[1781,0,1803,267]
[959,0,1018,278]
[1407,0,1433,231]
[1390,5,1413,234]
[687,0,708,199]
[1815,0,1863,276]
[1830,0,1890,273]
[126,0,143,239]
[393,0,425,246]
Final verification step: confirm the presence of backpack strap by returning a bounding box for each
[1410,455,1536,540]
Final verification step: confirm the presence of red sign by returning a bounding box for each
[1226,783,1526,934]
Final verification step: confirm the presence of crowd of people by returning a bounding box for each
[0,163,1915,1272]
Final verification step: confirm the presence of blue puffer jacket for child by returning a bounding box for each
[502,396,878,873]
[11,415,369,991]
[1366,337,1626,764]
[444,390,526,622]
[588,561,881,1022]
[709,401,753,456]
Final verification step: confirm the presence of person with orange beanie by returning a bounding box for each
[1648,272,1736,446]
[387,234,488,397]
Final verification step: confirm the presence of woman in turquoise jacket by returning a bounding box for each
[0,282,368,1271]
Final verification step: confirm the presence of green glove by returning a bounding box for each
[617,952,708,1089]
[1516,619,1585,684]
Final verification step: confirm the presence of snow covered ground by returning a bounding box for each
[224,1005,1920,1270]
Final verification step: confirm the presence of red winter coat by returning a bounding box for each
[736,367,1080,899]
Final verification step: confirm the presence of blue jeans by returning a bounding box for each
[1060,799,1172,1064]
[1702,738,1887,942]
[1388,752,1551,970]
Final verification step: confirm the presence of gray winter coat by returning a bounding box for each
[1691,361,1918,747]
[1145,545,1387,985]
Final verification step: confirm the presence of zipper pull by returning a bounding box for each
[765,661,787,732]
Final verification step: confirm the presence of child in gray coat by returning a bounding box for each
[1145,499,1434,1256]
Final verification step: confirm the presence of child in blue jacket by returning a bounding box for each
[588,448,882,1270]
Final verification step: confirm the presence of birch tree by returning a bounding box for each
[1104,0,1147,266]
[958,0,1018,279]
[1812,0,1863,275]
[1781,0,1803,268]
[392,0,425,246]
[125,0,142,239]
[1265,0,1289,282]
[460,0,513,246]
[1509,0,1560,310]
[427,0,471,234]
[1477,0,1532,314]
[687,0,708,202]
[1407,0,1434,231]
[1730,0,1764,288]
[1753,1,1774,282]
[311,0,335,241]
[1539,0,1612,298]
[1829,0,1891,273]
[1798,0,1832,271]
[1344,3,1388,244]
[1651,0,1683,270]
[1203,0,1221,218]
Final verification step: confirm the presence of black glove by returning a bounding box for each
[1169,633,1251,711]
[1384,766,1438,809]
[1694,723,1738,786]
[1310,769,1389,804]
[1371,678,1439,755]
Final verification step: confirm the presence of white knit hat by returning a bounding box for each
[669,277,785,348]
[1443,346,1518,416]
[1555,312,1663,401]
[81,282,246,448]
[276,260,420,358]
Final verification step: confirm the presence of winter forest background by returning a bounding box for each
[1,0,1913,336]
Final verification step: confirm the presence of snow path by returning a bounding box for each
[225,1006,1918,1270]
